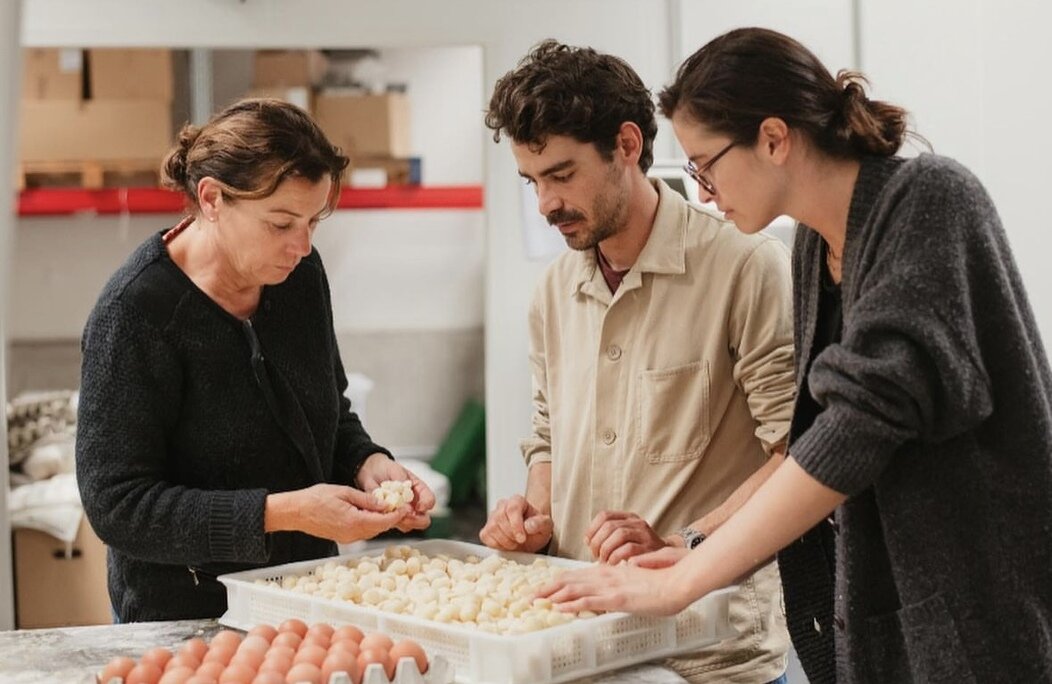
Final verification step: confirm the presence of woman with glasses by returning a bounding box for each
[76,99,435,623]
[541,28,1052,683]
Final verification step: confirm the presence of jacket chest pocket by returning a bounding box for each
[636,360,711,463]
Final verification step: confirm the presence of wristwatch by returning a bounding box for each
[678,526,707,549]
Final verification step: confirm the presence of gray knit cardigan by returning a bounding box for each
[783,154,1052,683]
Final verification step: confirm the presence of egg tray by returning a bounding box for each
[97,655,453,683]
[218,540,736,684]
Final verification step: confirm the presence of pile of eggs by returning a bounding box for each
[96,619,429,684]
[371,480,414,511]
[253,545,597,634]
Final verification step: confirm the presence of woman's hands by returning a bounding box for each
[264,455,437,543]
[265,484,408,544]
[356,453,436,532]
[535,559,694,616]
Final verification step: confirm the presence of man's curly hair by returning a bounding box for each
[485,40,657,172]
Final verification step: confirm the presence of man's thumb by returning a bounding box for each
[524,514,552,535]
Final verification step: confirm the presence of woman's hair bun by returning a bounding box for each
[160,123,201,191]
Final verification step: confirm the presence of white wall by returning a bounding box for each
[0,0,22,633]
[678,0,856,72]
[11,211,483,339]
[376,46,484,186]
[861,0,1052,357]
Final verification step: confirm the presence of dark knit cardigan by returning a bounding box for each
[76,231,390,622]
[778,154,1052,683]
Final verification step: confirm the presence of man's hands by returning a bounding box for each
[584,511,673,564]
[479,494,553,553]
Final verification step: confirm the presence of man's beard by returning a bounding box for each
[548,174,628,251]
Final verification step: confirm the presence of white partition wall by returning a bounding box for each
[0,0,23,631]
[862,0,1052,350]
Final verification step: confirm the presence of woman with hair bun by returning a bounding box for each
[540,28,1052,683]
[77,98,435,622]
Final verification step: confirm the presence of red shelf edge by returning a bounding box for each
[16,185,484,217]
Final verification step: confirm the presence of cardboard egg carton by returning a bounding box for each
[97,654,452,684]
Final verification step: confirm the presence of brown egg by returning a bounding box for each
[298,635,330,652]
[239,635,271,657]
[284,661,322,684]
[292,644,327,668]
[100,656,137,682]
[305,623,334,641]
[202,644,235,667]
[125,662,164,684]
[327,639,360,659]
[219,662,257,683]
[357,633,394,653]
[158,666,197,684]
[210,630,244,652]
[229,652,263,674]
[320,650,358,684]
[271,632,303,651]
[231,648,265,672]
[166,653,202,672]
[389,639,429,675]
[184,677,219,684]
[356,647,393,680]
[180,638,210,663]
[258,650,293,677]
[331,626,364,645]
[141,647,174,671]
[278,619,308,638]
[262,645,296,662]
[196,660,226,681]
[247,625,278,643]
[251,672,286,684]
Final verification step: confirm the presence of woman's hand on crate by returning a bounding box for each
[479,494,553,553]
[535,561,692,617]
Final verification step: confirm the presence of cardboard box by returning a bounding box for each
[253,49,328,88]
[349,156,422,186]
[88,48,174,100]
[14,519,112,628]
[244,86,314,115]
[19,99,173,163]
[315,93,411,158]
[22,48,83,100]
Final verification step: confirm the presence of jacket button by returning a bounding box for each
[827,515,839,534]
[607,344,622,360]
[601,429,617,445]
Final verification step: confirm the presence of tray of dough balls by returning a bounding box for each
[217,540,736,684]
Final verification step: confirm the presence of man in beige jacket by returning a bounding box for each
[480,40,796,684]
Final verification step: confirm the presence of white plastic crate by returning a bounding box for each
[219,540,735,684]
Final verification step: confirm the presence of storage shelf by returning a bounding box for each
[16,185,484,216]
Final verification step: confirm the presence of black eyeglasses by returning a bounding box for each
[683,141,736,196]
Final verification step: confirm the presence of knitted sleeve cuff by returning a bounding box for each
[789,405,902,496]
[208,488,269,563]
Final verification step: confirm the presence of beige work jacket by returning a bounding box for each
[522,180,795,682]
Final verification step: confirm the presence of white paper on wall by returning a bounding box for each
[519,182,566,262]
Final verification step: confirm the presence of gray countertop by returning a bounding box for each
[0,619,686,684]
